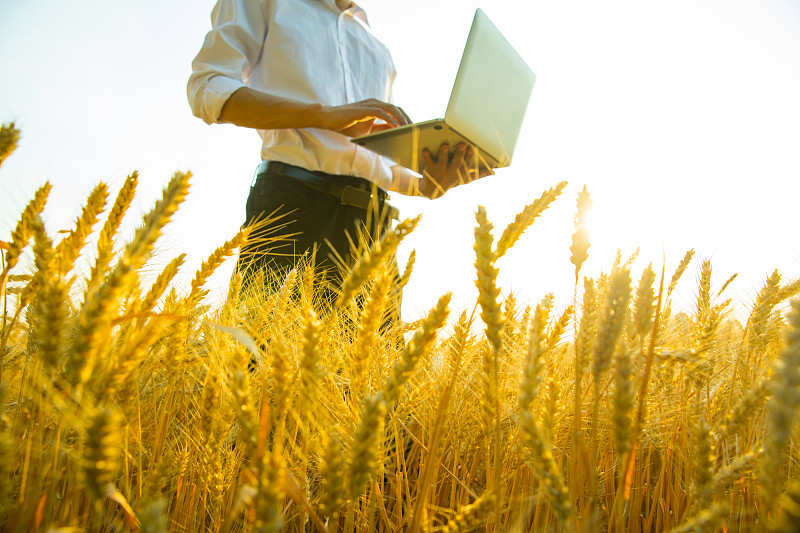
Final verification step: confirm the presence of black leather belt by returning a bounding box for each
[256,161,398,219]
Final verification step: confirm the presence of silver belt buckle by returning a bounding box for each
[341,185,372,209]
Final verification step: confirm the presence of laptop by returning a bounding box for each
[351,9,536,174]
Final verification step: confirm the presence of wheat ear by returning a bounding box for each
[347,393,387,501]
[83,406,122,501]
[268,336,293,434]
[773,481,800,533]
[54,181,108,276]
[397,249,416,290]
[570,185,592,284]
[187,228,248,307]
[546,304,573,353]
[474,205,505,511]
[230,369,259,457]
[759,298,800,512]
[138,253,186,314]
[297,299,322,420]
[666,503,727,533]
[667,249,695,300]
[383,293,451,405]
[255,451,285,533]
[518,410,572,523]
[138,498,169,533]
[86,171,138,290]
[691,415,715,511]
[0,122,20,168]
[0,384,14,508]
[443,492,497,532]
[1,182,52,291]
[778,278,800,301]
[475,206,502,351]
[612,343,634,457]
[352,268,392,401]
[711,450,759,494]
[337,215,419,307]
[632,264,657,343]
[520,296,553,409]
[716,378,770,441]
[27,216,68,372]
[66,172,190,388]
[591,264,631,467]
[495,181,567,258]
[319,429,346,520]
[591,265,632,383]
[729,270,782,401]
[575,277,597,401]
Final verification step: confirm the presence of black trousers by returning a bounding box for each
[236,162,397,308]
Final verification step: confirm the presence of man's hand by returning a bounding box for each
[318,98,411,137]
[419,142,494,199]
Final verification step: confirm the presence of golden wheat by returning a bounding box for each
[2,153,800,532]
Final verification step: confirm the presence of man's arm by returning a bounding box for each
[218,87,411,137]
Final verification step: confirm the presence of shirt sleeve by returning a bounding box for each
[187,0,270,125]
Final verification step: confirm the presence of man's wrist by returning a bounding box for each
[305,103,327,129]
[420,174,445,199]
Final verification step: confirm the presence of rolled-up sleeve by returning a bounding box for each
[187,0,270,124]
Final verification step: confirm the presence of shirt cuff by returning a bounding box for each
[198,75,247,125]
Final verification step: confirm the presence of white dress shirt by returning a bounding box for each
[187,0,399,188]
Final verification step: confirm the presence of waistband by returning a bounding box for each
[255,161,398,218]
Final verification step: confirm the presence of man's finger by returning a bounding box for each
[395,105,412,125]
[369,101,409,127]
[368,107,399,127]
[450,143,467,171]
[438,143,450,163]
[422,149,434,169]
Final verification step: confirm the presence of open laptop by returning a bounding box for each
[351,9,536,174]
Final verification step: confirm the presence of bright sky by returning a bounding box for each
[1,0,799,320]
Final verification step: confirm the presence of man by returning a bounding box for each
[188,0,488,298]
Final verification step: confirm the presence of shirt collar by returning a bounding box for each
[321,0,368,24]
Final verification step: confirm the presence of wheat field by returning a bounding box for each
[1,121,800,532]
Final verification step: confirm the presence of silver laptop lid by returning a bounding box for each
[445,9,536,165]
